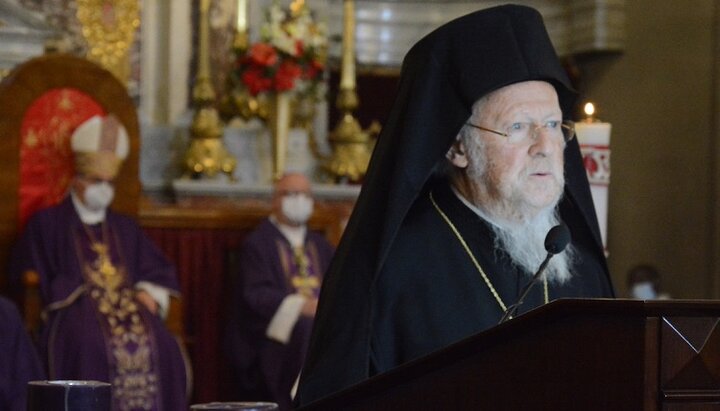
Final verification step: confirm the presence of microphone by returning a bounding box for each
[498,223,571,324]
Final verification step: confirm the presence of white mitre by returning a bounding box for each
[71,114,129,177]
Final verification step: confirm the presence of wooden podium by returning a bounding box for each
[300,299,720,410]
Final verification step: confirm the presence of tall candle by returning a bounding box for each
[575,102,612,252]
[575,103,610,146]
[340,0,356,90]
[236,0,247,32]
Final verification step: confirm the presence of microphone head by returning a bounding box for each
[545,223,571,255]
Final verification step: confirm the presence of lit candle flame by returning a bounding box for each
[584,102,595,117]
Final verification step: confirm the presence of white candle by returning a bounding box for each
[575,102,612,252]
[575,103,611,146]
[236,0,247,32]
[575,121,611,146]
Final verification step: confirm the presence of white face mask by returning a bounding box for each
[631,282,657,300]
[281,193,314,225]
[83,182,115,211]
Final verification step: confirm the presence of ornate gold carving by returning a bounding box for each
[76,0,139,84]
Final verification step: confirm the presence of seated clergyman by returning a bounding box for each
[10,114,189,411]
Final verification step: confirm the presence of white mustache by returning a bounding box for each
[526,158,562,176]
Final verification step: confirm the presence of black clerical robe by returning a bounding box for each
[297,5,615,405]
[370,183,613,372]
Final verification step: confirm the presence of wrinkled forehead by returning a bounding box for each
[472,81,561,122]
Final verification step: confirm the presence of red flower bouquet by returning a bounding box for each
[235,1,327,99]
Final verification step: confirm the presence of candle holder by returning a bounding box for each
[322,0,379,183]
[184,0,237,179]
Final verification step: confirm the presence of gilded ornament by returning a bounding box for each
[184,0,237,179]
[76,0,139,84]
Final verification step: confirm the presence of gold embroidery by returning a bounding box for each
[290,246,320,296]
[81,223,158,410]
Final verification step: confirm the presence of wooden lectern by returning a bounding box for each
[300,299,720,410]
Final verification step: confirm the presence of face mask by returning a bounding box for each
[84,182,115,211]
[631,282,657,300]
[281,193,314,225]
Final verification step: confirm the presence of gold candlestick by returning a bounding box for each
[323,0,378,183]
[184,0,237,179]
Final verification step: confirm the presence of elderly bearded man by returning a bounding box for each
[296,4,615,405]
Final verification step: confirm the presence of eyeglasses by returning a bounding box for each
[464,120,575,145]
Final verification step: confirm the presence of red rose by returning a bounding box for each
[249,43,278,67]
[302,59,324,80]
[294,40,305,57]
[242,68,272,95]
[274,61,302,91]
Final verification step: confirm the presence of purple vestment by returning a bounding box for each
[10,197,188,411]
[226,219,334,410]
[0,296,45,411]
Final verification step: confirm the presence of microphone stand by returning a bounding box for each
[498,252,553,324]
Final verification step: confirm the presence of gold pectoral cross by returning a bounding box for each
[91,243,116,275]
[291,275,320,297]
[89,242,122,292]
[291,246,318,296]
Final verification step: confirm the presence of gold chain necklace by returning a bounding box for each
[429,191,548,316]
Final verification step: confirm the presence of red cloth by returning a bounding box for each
[19,88,105,229]
[143,227,250,404]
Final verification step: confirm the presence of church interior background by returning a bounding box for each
[2,0,720,403]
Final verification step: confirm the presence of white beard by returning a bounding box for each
[489,207,575,284]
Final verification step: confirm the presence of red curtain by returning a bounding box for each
[143,227,251,403]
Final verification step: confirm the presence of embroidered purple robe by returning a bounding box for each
[10,197,188,411]
[0,296,45,411]
[226,219,334,410]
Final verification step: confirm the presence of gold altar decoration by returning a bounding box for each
[323,0,378,183]
[184,0,236,179]
[76,0,139,84]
